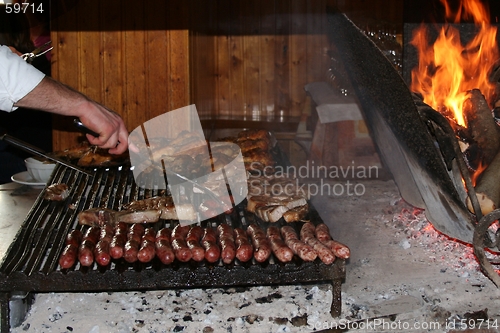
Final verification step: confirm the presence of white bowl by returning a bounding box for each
[25,157,56,183]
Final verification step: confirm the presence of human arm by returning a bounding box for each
[0,45,128,154]
[14,76,129,154]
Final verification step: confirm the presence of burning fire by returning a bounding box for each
[410,0,499,127]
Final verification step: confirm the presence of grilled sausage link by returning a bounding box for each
[65,229,83,247]
[78,227,101,266]
[155,228,175,265]
[217,223,236,264]
[94,225,114,266]
[94,240,111,266]
[59,229,83,269]
[171,224,192,262]
[59,244,79,269]
[246,224,271,263]
[315,223,332,242]
[201,227,220,263]
[123,223,145,263]
[234,227,253,262]
[266,226,293,262]
[137,228,156,263]
[186,225,205,262]
[300,223,335,265]
[110,222,128,259]
[281,226,317,261]
[315,223,350,259]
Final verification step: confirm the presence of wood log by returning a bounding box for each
[463,89,500,167]
[466,148,500,215]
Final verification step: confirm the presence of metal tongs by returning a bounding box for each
[21,41,53,64]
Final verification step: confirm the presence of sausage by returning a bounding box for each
[123,239,140,263]
[155,228,175,264]
[59,229,83,269]
[65,229,83,247]
[127,223,145,243]
[314,223,350,259]
[266,226,293,263]
[99,225,114,243]
[323,239,350,259]
[59,244,78,269]
[93,225,114,266]
[217,223,236,264]
[281,226,317,261]
[109,223,128,260]
[83,226,101,244]
[123,223,145,263]
[77,227,101,266]
[234,227,253,262]
[137,228,156,263]
[155,228,175,265]
[186,225,205,262]
[315,223,332,242]
[171,224,192,262]
[156,227,172,241]
[156,239,175,265]
[246,224,271,263]
[94,240,111,266]
[300,223,335,265]
[78,239,96,266]
[201,227,220,263]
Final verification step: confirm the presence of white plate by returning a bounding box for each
[11,171,46,186]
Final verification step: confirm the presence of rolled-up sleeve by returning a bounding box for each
[0,45,45,112]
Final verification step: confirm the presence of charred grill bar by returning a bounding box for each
[0,162,346,331]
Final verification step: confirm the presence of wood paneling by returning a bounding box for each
[50,0,191,150]
[50,0,402,150]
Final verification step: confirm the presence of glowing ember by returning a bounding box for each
[410,0,499,127]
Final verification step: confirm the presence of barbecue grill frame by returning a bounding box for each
[0,160,346,331]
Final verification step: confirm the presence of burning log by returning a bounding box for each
[463,89,500,167]
[466,149,500,215]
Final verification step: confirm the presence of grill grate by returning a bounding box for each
[0,163,345,331]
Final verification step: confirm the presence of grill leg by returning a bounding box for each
[0,292,10,333]
[330,279,342,317]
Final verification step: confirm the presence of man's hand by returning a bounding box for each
[76,101,128,154]
[15,77,129,154]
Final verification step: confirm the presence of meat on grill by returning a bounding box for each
[315,223,350,259]
[266,226,293,262]
[44,183,69,201]
[246,174,309,223]
[247,224,272,262]
[234,227,254,262]
[201,227,221,263]
[109,222,128,259]
[300,223,336,265]
[217,223,236,264]
[78,196,196,227]
[155,228,175,265]
[59,221,346,267]
[281,226,317,261]
[186,225,205,262]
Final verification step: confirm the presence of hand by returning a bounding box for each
[14,77,129,154]
[76,101,129,154]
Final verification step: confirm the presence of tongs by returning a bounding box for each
[21,41,53,64]
[0,133,93,177]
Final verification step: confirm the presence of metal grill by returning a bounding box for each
[0,163,346,331]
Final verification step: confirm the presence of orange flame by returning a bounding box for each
[410,0,499,127]
[471,160,487,186]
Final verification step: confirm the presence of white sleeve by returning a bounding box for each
[0,45,46,112]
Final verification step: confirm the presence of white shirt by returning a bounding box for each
[0,45,45,112]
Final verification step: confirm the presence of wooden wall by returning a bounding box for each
[49,0,403,150]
